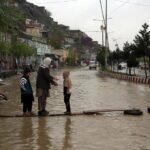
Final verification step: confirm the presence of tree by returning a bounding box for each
[48,25,64,49]
[109,47,122,71]
[122,42,138,75]
[81,37,93,47]
[0,41,11,56]
[96,48,105,69]
[10,41,34,57]
[66,48,78,65]
[0,0,25,34]
[134,23,150,78]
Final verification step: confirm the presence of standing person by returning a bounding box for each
[36,57,58,116]
[20,67,34,116]
[63,70,72,114]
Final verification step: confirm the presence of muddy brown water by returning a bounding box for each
[0,67,150,150]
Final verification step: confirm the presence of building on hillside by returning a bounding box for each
[70,30,84,40]
[25,19,44,38]
[58,24,69,32]
[20,19,52,67]
[19,32,51,68]
[6,0,19,7]
[64,35,74,48]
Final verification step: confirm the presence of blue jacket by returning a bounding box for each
[20,76,33,95]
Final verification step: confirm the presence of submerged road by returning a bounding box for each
[0,66,150,150]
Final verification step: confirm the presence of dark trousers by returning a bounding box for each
[23,100,32,112]
[64,94,71,112]
[38,95,47,111]
[21,94,33,113]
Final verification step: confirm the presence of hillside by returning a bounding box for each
[17,0,54,29]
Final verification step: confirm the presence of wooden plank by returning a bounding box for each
[0,111,101,117]
[0,108,137,117]
[83,108,128,114]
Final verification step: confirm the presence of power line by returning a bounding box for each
[84,31,101,32]
[98,0,105,23]
[113,0,150,7]
[31,0,79,4]
[110,0,129,15]
[29,0,150,7]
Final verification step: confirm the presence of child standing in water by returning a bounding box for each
[63,70,72,114]
[20,67,34,116]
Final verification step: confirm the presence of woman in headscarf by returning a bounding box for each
[36,57,58,116]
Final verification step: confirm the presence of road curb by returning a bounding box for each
[100,71,150,85]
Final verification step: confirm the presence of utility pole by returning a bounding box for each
[93,19,105,50]
[100,23,104,47]
[98,0,110,68]
[105,0,108,68]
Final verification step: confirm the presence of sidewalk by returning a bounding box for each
[0,70,17,78]
[113,68,150,77]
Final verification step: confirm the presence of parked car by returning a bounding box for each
[89,61,97,70]
[118,62,127,70]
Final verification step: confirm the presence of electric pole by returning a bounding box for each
[105,0,108,68]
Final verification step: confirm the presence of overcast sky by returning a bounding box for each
[27,0,150,51]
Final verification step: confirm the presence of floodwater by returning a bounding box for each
[0,67,150,150]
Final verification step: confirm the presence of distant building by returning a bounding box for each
[25,19,44,38]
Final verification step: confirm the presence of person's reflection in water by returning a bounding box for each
[19,118,34,150]
[62,117,72,150]
[37,118,52,150]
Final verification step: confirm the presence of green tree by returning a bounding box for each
[109,47,122,72]
[0,0,25,34]
[96,48,105,69]
[10,41,34,58]
[66,48,77,65]
[134,23,150,78]
[48,25,64,49]
[0,41,11,56]
[122,42,138,75]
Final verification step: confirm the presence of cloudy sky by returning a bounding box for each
[27,0,150,51]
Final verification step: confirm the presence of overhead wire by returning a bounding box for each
[113,0,150,7]
[30,0,79,4]
[29,0,150,7]
[98,0,105,23]
[109,0,129,16]
[83,31,101,32]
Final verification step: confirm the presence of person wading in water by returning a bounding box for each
[36,57,58,116]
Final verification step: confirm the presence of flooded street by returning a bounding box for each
[0,67,150,150]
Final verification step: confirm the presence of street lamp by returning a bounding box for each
[113,39,119,49]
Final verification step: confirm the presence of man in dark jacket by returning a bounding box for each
[36,57,58,116]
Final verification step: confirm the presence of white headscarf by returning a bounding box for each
[43,57,52,68]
